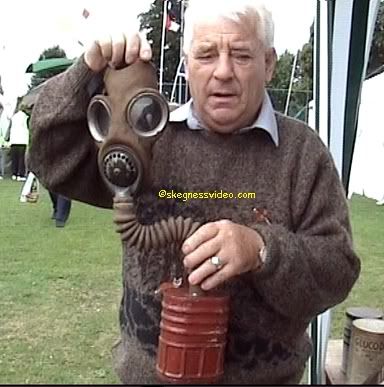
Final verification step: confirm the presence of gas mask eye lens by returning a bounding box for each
[127,93,168,137]
[87,98,111,142]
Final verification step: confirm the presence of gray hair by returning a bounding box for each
[182,0,275,55]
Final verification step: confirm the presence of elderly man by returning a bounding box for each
[28,0,360,384]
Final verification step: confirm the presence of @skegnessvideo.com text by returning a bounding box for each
[158,189,256,202]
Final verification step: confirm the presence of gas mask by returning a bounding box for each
[85,60,201,250]
[87,61,169,196]
[86,62,228,384]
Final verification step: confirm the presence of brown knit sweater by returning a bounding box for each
[28,57,360,384]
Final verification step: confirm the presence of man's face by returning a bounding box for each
[186,17,276,134]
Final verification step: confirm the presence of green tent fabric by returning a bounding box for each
[310,0,380,383]
[20,58,76,111]
[25,58,75,74]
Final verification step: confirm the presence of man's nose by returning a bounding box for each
[213,53,234,80]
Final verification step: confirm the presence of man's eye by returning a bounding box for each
[233,54,251,62]
[232,54,252,64]
[197,54,213,60]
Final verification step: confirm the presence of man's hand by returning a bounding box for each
[182,220,265,290]
[84,31,152,73]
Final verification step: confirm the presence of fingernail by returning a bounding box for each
[142,50,151,59]
[182,243,190,254]
[125,55,133,65]
[201,282,209,291]
[188,274,197,285]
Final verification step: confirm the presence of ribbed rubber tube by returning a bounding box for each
[113,193,201,251]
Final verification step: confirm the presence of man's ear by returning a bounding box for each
[265,48,277,84]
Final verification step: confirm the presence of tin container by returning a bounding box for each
[341,306,383,374]
[156,287,230,384]
[346,318,384,384]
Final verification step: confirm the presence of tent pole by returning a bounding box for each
[159,0,168,94]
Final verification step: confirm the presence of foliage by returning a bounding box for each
[29,46,68,89]
[268,50,297,115]
[38,46,67,60]
[269,0,384,117]
[367,0,384,76]
[139,0,183,98]
[269,26,313,119]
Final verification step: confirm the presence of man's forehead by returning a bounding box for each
[192,36,256,51]
[191,18,259,48]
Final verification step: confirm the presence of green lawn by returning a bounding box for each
[0,179,383,384]
[331,194,384,337]
[0,180,121,384]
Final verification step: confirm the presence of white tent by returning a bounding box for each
[307,70,384,203]
[348,70,384,202]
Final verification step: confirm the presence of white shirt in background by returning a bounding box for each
[10,110,29,146]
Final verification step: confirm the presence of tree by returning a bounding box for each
[270,0,384,117]
[29,46,67,89]
[367,0,384,76]
[269,25,313,119]
[268,50,295,113]
[291,38,313,120]
[139,0,183,98]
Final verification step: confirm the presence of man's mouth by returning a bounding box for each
[211,92,236,98]
[210,92,238,103]
[209,93,237,107]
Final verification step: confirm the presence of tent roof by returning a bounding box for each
[25,58,75,74]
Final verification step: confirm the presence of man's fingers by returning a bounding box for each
[125,33,141,64]
[200,264,233,291]
[183,236,221,270]
[97,34,113,62]
[110,32,126,67]
[182,223,219,255]
[84,31,152,71]
[139,33,152,61]
[188,257,223,286]
[84,41,108,73]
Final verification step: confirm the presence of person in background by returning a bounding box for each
[23,103,73,227]
[0,94,12,180]
[49,191,72,228]
[9,106,29,181]
[0,101,9,180]
[27,0,361,384]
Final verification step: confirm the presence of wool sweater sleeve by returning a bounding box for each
[251,134,360,322]
[28,56,113,208]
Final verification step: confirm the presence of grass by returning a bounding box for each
[0,179,121,384]
[330,194,384,337]
[0,179,383,384]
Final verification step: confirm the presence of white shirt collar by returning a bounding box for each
[169,91,279,146]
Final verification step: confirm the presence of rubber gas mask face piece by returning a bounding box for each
[87,61,169,196]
